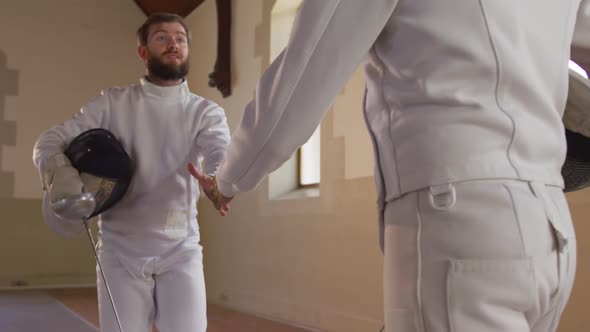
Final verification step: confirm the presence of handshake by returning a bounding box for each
[187,163,233,216]
[45,155,232,217]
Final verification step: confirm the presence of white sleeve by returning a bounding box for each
[216,0,398,196]
[32,93,109,189]
[573,0,590,48]
[195,106,231,176]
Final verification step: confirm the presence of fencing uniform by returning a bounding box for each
[214,0,590,331]
[33,78,230,332]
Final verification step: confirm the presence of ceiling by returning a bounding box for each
[133,0,206,18]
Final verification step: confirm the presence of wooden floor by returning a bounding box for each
[47,288,311,332]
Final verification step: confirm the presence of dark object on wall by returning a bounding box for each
[134,0,232,97]
[208,0,232,97]
[134,0,207,18]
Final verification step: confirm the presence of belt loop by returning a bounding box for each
[428,183,456,211]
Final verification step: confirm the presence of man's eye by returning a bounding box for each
[156,36,167,41]
[177,38,187,44]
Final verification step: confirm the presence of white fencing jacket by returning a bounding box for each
[216,0,590,248]
[33,78,230,257]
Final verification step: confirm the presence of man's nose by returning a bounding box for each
[167,40,179,50]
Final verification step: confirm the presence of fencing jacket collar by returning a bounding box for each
[140,77,189,99]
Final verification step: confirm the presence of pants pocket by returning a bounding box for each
[446,258,535,332]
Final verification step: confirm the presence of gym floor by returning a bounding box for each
[47,288,311,332]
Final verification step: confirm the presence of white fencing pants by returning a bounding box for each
[383,180,576,332]
[96,246,207,332]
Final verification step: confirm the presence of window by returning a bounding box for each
[298,128,320,187]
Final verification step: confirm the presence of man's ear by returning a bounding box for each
[137,45,148,61]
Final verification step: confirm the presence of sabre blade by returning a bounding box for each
[83,219,124,332]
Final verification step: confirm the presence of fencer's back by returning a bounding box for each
[364,0,587,201]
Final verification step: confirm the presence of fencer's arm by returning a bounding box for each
[32,93,108,237]
[33,94,109,189]
[195,105,231,176]
[572,0,590,72]
[215,0,399,196]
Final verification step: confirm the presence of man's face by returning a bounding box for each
[139,22,190,80]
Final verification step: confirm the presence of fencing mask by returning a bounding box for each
[64,128,134,218]
[562,68,590,192]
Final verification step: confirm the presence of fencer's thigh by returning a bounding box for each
[97,251,155,332]
[154,248,207,332]
[383,180,575,332]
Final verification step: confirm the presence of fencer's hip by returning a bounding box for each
[382,180,576,332]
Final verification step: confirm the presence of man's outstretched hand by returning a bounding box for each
[188,163,233,216]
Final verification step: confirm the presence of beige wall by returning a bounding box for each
[0,0,588,331]
[187,1,383,331]
[562,190,590,332]
[0,0,145,287]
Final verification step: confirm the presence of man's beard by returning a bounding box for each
[147,54,190,81]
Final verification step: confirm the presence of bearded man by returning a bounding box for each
[33,13,230,332]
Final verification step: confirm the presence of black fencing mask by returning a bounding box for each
[64,128,134,218]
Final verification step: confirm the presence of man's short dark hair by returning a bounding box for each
[137,12,191,46]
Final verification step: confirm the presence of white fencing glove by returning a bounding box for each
[42,153,84,204]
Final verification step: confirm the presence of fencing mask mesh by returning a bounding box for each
[563,128,590,192]
[562,68,590,192]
